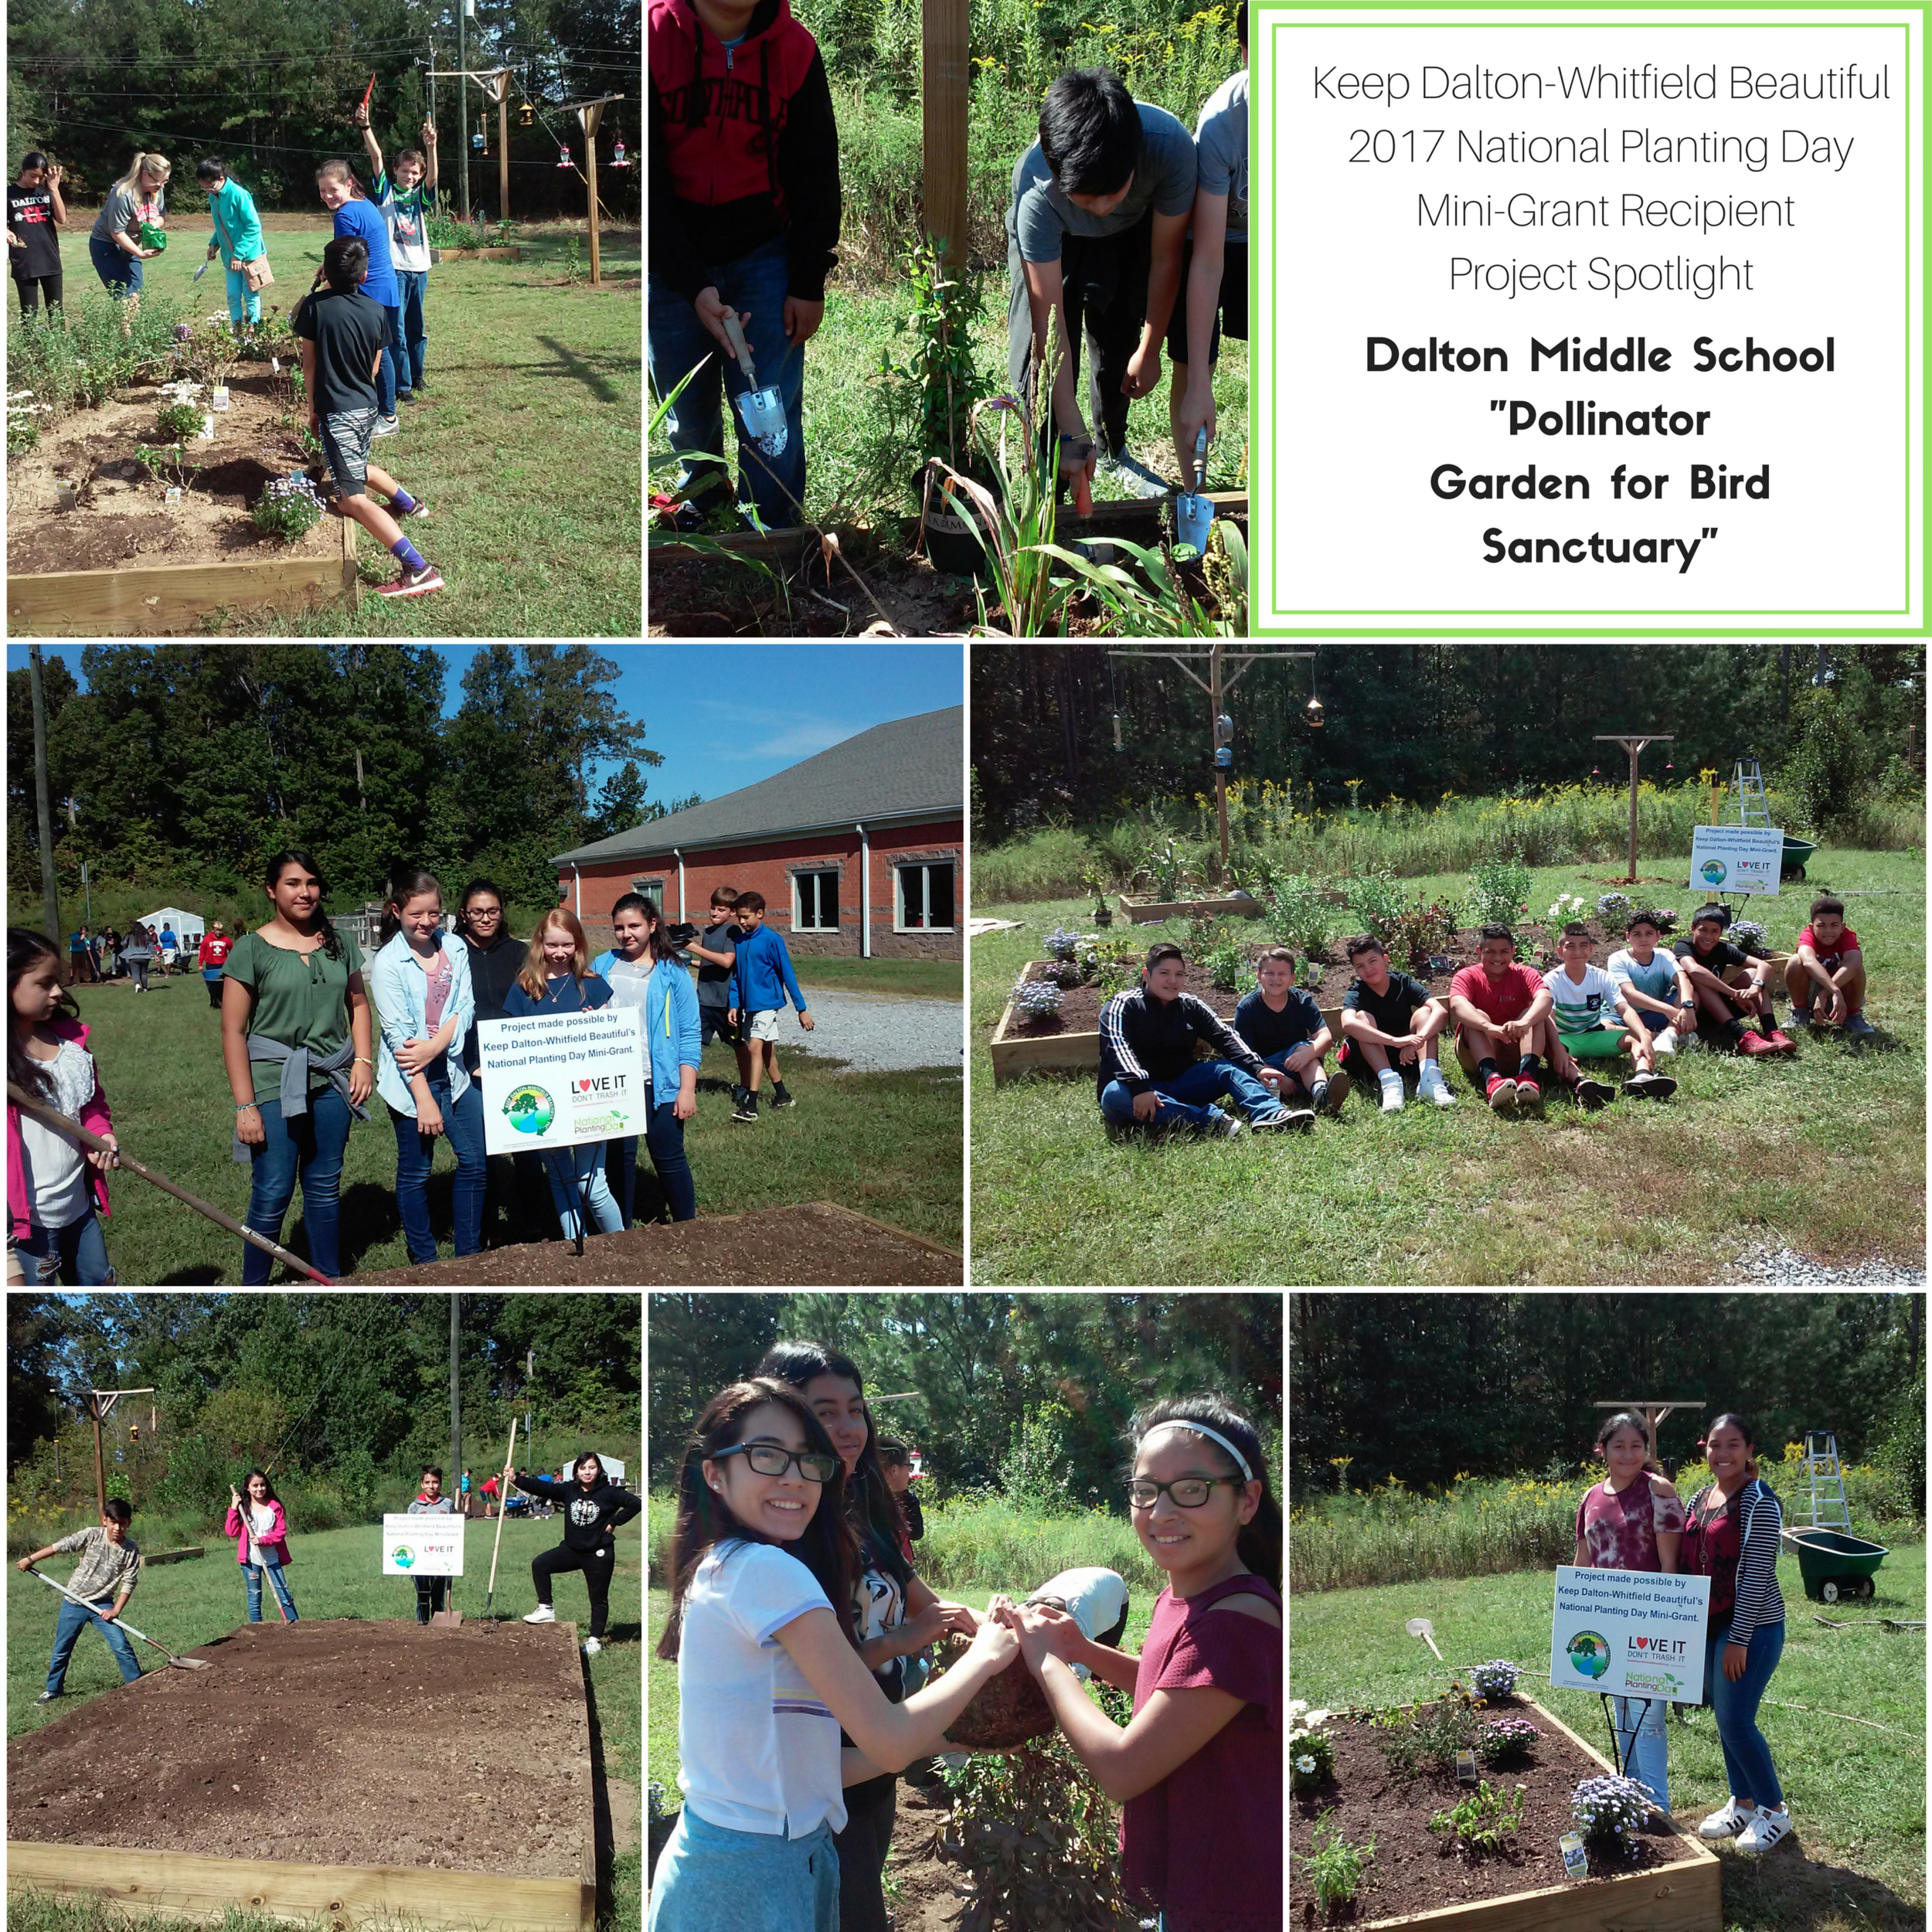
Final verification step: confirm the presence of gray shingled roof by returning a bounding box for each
[551,706,964,863]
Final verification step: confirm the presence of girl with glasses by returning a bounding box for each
[993,1394,1282,1932]
[651,1379,1018,1932]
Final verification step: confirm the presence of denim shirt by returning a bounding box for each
[369,930,475,1116]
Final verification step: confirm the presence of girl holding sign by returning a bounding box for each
[1682,1415,1791,1854]
[1573,1411,1684,1812]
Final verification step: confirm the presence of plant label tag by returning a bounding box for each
[212,386,230,411]
[199,414,215,440]
[165,486,183,505]
[1455,1751,1478,1784]
[1560,1832,1589,1879]
[271,356,281,373]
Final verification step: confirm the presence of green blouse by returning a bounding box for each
[224,927,366,1104]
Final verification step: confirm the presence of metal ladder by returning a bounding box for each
[1731,760,1774,827]
[1801,1431,1853,1529]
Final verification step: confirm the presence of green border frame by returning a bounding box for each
[1253,2,1927,635]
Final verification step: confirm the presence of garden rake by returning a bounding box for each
[1406,1616,1444,1662]
[26,1566,211,1670]
[719,312,787,459]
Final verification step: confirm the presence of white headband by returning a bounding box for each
[1142,1420,1253,1482]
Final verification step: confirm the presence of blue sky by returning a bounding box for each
[9,644,964,811]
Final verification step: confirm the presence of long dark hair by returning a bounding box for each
[620,893,680,965]
[264,850,342,961]
[456,878,509,944]
[1127,1393,1281,1590]
[378,863,443,947]
[8,927,78,1103]
[1702,1412,1763,1481]
[656,1379,862,1662]
[572,1450,607,1488]
[755,1338,911,1589]
[1596,1410,1665,1478]
[240,1467,279,1505]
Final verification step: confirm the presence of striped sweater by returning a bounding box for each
[1096,987,1268,1101]
[1685,1476,1786,1648]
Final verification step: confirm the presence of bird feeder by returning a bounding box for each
[471,112,488,154]
[519,100,534,128]
[609,119,629,168]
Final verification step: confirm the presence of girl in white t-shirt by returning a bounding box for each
[651,1379,1017,1932]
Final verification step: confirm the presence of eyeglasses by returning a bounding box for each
[712,1443,840,1484]
[468,906,503,920]
[1127,1477,1240,1509]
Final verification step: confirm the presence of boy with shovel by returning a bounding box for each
[19,1497,144,1699]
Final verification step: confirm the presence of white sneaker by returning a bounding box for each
[1420,1070,1458,1107]
[1378,1072,1404,1114]
[1736,1806,1791,1855]
[1653,1027,1678,1055]
[582,1636,602,1655]
[1699,1797,1750,1840]
[522,1604,556,1624]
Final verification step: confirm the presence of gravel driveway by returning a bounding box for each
[780,988,963,1074]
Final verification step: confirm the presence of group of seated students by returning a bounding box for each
[1095,896,1869,1134]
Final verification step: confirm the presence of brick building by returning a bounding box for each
[551,706,963,960]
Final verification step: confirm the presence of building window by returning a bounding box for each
[794,869,839,931]
[634,877,666,900]
[896,862,956,932]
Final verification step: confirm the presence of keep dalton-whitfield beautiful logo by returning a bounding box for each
[1566,1630,1612,1679]
[504,1083,556,1134]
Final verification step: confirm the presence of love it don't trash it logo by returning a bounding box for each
[1566,1630,1611,1679]
[503,1083,556,1134]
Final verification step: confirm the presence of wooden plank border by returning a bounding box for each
[1117,893,1265,924]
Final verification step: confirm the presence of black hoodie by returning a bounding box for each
[515,1464,642,1553]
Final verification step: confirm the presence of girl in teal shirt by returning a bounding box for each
[196,157,266,325]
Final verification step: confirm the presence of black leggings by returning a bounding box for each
[15,272,63,315]
[532,1541,614,1638]
[834,1770,897,1932]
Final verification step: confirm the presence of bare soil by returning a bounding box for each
[1290,1700,1699,1923]
[8,1617,592,1877]
[354,1202,962,1285]
[9,368,337,575]
[648,549,966,638]
[887,1782,969,1932]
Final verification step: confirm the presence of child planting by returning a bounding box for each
[1335,934,1456,1112]
[1784,895,1873,1036]
[1607,910,1690,1096]
[1232,945,1337,1118]
[19,1497,144,1698]
[196,157,269,327]
[1673,908,1793,1055]
[726,890,812,1123]
[225,1468,299,1621]
[517,1452,642,1656]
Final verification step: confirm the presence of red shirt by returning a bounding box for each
[1121,1574,1281,1932]
[199,933,233,971]
[1798,924,1859,966]
[1450,959,1544,1026]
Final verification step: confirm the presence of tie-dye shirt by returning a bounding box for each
[1576,1475,1685,1572]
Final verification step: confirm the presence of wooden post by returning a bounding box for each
[1594,735,1671,885]
[1210,644,1229,883]
[922,0,970,267]
[581,100,604,285]
[498,73,511,226]
[90,1395,106,1523]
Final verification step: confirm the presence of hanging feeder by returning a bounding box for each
[471,111,488,153]
[556,142,573,169]
[609,134,629,169]
[519,100,534,128]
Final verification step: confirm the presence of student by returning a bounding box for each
[992,1396,1281,1932]
[1335,934,1456,1112]
[481,1471,500,1519]
[682,886,743,1062]
[1006,67,1198,502]
[877,1440,923,1556]
[1025,1566,1130,1685]
[517,1453,644,1656]
[355,104,437,402]
[196,157,269,328]
[369,865,485,1265]
[1607,910,1692,1095]
[121,923,154,993]
[199,920,234,1012]
[90,151,169,308]
[67,923,97,985]
[1541,923,1624,1109]
[224,1468,299,1622]
[461,1468,472,1515]
[1170,4,1246,478]
[1682,1414,1791,1855]
[158,923,179,976]
[315,153,401,430]
[1785,894,1873,1036]
[1233,944,1344,1116]
[502,910,625,1239]
[294,235,441,599]
[1449,925,1562,1115]
[406,1466,459,1624]
[1098,941,1301,1138]
[8,927,119,1287]
[650,1377,1015,1932]
[1573,1413,1682,1812]
[18,1497,144,1700]
[1674,907,1793,1056]
[223,850,375,1286]
[102,927,123,981]
[8,151,66,317]
[728,890,813,1124]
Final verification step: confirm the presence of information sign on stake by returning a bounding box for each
[381,1512,465,1577]
[476,1006,645,1158]
[1688,825,1785,900]
[1549,1566,1710,1702]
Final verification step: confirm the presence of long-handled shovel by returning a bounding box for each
[1175,424,1215,557]
[6,1083,335,1284]
[484,1417,519,1620]
[719,313,787,460]
[26,1566,210,1670]
[1406,1616,1444,1663]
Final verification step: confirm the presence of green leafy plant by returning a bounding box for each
[878,233,992,470]
[1374,1698,1479,1779]
[1290,1699,1338,1792]
[1345,869,1407,940]
[1430,1780,1526,1856]
[155,400,206,440]
[1137,835,1198,902]
[1295,1808,1376,1913]
[1204,935,1245,992]
[1381,900,1461,971]
[564,234,585,284]
[1474,1715,1540,1766]
[1267,873,1335,960]
[1034,515,1248,638]
[1465,854,1533,929]
[134,440,199,490]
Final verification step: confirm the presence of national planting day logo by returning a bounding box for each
[503,1083,556,1134]
[1566,1630,1611,1679]
[1700,858,1728,884]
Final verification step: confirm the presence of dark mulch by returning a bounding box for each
[1291,1700,1700,1924]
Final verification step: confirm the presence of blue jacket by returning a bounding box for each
[594,950,702,1097]
[502,972,613,1018]
[731,925,807,1016]
[369,930,476,1115]
[206,177,264,264]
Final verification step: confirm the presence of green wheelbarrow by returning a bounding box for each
[1780,835,1818,880]
[1781,1526,1889,1602]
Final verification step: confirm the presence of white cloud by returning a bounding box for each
[689,700,863,762]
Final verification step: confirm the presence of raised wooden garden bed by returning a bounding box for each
[1118,892,1265,924]
[430,247,522,262]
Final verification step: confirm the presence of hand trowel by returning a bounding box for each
[1175,424,1215,556]
[719,312,787,460]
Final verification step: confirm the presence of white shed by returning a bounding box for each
[136,906,206,946]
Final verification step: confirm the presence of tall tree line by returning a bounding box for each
[972,645,1924,842]
[7,645,693,925]
[1291,1292,1923,1502]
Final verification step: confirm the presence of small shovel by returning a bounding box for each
[1406,1615,1444,1662]
[26,1566,210,1670]
[719,312,787,460]
[1175,424,1214,556]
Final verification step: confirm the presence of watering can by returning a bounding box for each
[1175,424,1214,557]
[719,312,787,460]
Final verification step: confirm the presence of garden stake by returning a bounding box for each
[485,1416,519,1617]
[719,312,787,459]
[26,1566,210,1669]
[1406,1616,1444,1662]
[7,1083,335,1284]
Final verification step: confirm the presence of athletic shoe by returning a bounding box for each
[393,497,430,519]
[1573,1076,1615,1111]
[372,413,400,437]
[1485,1074,1517,1114]
[1787,1005,1812,1031]
[1764,1028,1798,1052]
[732,1090,759,1124]
[1515,1077,1544,1115]
[769,1083,794,1108]
[1737,1806,1792,1855]
[1379,1074,1405,1114]
[34,1689,60,1704]
[1736,1031,1779,1057]
[522,1604,556,1624]
[373,563,443,598]
[1318,1069,1351,1114]
[1699,1798,1750,1840]
[1641,1073,1678,1100]
[1652,1026,1678,1055]
[1098,450,1169,499]
[582,1637,602,1655]
[1252,1107,1316,1134]
[1422,1074,1458,1107]
[1208,1110,1243,1140]
[1844,1012,1876,1038]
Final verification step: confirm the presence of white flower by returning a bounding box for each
[1295,1754,1317,1774]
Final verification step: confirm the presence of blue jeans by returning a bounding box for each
[393,271,427,393]
[615,1102,698,1224]
[387,1070,487,1264]
[242,1557,299,1621]
[542,1143,624,1240]
[223,264,261,325]
[1263,1045,1327,1096]
[89,232,141,295]
[242,1087,351,1284]
[17,1210,114,1285]
[45,1594,142,1691]
[648,1807,838,1932]
[648,234,807,529]
[1099,1059,1281,1131]
[1613,1693,1669,1811]
[1705,1620,1785,1810]
[372,303,400,414]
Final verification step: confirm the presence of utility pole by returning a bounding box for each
[29,645,60,944]
[525,1346,535,1458]
[457,0,471,221]
[1594,735,1673,885]
[450,1294,462,1504]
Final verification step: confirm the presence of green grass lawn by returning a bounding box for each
[1290,1546,1927,1932]
[123,215,640,638]
[788,955,963,1001]
[9,1515,641,1930]
[969,852,1926,1284]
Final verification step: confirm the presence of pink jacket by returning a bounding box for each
[8,1017,113,1243]
[224,1498,294,1567]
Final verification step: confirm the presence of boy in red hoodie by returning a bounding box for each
[648,0,840,530]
